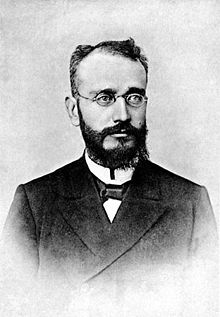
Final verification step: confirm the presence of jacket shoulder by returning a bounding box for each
[142,160,202,186]
[11,157,85,223]
[140,160,204,201]
[23,156,85,191]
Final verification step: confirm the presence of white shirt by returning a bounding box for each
[85,152,134,222]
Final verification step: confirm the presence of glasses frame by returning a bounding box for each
[75,90,148,108]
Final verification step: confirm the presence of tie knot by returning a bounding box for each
[95,178,130,203]
[101,184,124,201]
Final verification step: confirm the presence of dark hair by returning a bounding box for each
[69,37,148,96]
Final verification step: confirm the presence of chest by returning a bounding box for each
[37,194,193,286]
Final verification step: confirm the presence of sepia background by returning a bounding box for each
[0,0,219,232]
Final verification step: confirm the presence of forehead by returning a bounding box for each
[77,51,147,93]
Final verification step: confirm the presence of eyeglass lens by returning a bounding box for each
[96,93,145,107]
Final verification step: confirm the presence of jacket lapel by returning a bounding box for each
[86,160,165,278]
[50,157,165,277]
[50,157,111,255]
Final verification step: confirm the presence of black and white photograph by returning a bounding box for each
[0,1,219,316]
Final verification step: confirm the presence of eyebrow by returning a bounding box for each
[89,87,146,96]
[125,87,146,95]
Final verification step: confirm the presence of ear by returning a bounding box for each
[65,96,80,127]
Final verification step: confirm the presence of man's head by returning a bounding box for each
[65,38,149,169]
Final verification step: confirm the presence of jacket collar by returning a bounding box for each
[50,156,161,201]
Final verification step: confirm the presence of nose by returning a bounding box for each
[112,97,131,123]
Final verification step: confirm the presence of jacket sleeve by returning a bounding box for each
[189,186,218,263]
[184,186,218,315]
[1,185,39,280]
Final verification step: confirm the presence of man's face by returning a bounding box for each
[73,51,148,169]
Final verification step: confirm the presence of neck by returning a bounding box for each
[85,151,135,185]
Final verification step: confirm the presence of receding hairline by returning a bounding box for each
[75,47,147,89]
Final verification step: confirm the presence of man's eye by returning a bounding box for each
[127,94,143,104]
[96,94,113,104]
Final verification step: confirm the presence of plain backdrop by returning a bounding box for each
[0,0,219,232]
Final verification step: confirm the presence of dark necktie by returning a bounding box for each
[95,178,130,203]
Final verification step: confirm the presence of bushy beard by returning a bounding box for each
[78,107,149,170]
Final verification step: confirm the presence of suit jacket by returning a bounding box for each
[1,156,218,316]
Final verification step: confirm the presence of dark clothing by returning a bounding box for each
[1,157,218,316]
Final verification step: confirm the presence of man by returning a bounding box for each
[1,38,218,316]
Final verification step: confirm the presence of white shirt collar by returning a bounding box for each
[85,151,134,185]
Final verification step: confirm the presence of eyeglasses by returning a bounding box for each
[76,90,148,108]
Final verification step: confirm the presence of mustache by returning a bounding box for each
[100,122,141,139]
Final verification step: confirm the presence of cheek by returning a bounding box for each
[80,108,111,130]
[131,110,146,127]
